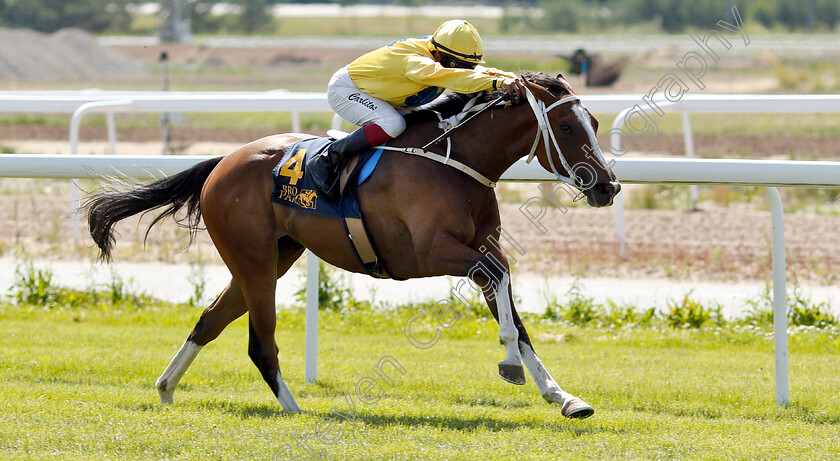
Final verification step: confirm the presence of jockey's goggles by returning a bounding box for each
[436,51,478,70]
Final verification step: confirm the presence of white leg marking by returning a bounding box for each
[519,342,594,418]
[496,273,522,367]
[519,342,567,404]
[275,372,301,413]
[156,340,203,404]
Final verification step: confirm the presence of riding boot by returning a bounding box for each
[308,127,373,202]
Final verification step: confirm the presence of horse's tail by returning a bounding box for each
[84,156,225,262]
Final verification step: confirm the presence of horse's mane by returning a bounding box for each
[403,71,571,126]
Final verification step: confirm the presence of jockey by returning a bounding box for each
[309,19,527,201]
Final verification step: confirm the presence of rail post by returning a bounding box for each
[766,187,789,406]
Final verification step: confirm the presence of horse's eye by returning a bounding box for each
[559,123,572,136]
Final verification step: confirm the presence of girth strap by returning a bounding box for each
[343,217,390,279]
[336,149,391,279]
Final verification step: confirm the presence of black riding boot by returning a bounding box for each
[308,128,372,202]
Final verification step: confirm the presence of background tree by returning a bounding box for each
[1,0,115,32]
[0,0,837,35]
[237,0,272,33]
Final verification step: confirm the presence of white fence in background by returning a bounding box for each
[0,90,340,242]
[3,90,840,407]
[607,94,840,259]
[3,153,840,407]
[0,89,336,157]
[5,90,840,254]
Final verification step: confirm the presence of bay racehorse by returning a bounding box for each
[84,71,620,419]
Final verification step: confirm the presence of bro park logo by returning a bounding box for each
[275,184,318,210]
[276,147,318,210]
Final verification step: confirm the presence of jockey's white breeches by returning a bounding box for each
[327,66,407,138]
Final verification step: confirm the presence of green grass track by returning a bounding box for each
[0,305,838,460]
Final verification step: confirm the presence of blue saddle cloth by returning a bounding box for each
[270,137,384,219]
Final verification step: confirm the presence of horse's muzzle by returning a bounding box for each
[586,180,621,207]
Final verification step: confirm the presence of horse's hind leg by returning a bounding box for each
[241,267,301,413]
[156,280,247,403]
[243,239,304,413]
[156,239,304,405]
[213,232,302,413]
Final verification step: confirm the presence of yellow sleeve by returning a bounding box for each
[474,65,517,79]
[403,55,513,94]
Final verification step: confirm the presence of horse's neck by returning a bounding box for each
[453,104,535,181]
[398,102,534,183]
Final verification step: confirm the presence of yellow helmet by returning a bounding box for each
[431,19,485,65]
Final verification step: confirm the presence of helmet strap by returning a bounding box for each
[430,37,482,62]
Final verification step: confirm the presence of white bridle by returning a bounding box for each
[523,87,614,187]
[375,86,615,191]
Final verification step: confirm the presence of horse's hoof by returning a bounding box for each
[275,375,302,414]
[156,379,174,404]
[562,397,594,419]
[498,363,526,385]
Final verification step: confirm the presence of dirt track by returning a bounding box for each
[500,201,839,284]
[1,175,837,286]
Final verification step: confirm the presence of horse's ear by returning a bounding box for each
[555,73,574,93]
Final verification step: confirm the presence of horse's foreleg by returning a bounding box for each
[425,232,524,384]
[156,279,247,404]
[490,286,595,418]
[495,282,595,418]
[518,341,594,419]
[473,268,525,385]
[473,256,592,417]
[493,273,526,385]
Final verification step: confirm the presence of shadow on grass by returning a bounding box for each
[633,401,840,425]
[633,402,723,420]
[308,409,625,435]
[451,395,535,408]
[783,402,840,425]
[209,400,291,419]
[297,379,348,397]
[126,402,165,412]
[120,400,290,419]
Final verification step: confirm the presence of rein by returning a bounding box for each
[421,94,507,151]
[375,94,504,188]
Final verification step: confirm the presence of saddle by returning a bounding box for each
[270,137,391,279]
